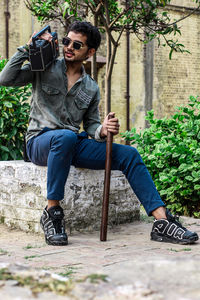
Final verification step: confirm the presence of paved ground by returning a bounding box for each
[0,215,200,300]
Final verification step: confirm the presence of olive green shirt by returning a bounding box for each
[0,47,103,142]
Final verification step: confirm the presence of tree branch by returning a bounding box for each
[109,11,124,29]
[166,4,200,27]
[99,14,116,46]
[109,5,131,29]
[96,2,103,14]
[116,25,125,44]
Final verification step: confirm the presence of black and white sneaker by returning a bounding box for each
[151,209,199,245]
[40,205,68,246]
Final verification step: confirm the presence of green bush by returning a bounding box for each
[122,96,200,218]
[0,57,31,160]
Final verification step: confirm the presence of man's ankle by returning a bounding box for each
[47,199,60,210]
[152,206,167,220]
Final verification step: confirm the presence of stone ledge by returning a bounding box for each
[0,160,140,233]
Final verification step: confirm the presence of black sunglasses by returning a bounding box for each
[62,37,84,50]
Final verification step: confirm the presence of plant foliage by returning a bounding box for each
[0,57,31,160]
[25,0,200,58]
[122,96,200,217]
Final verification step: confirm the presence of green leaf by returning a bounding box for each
[192,171,199,178]
[89,0,95,5]
[148,155,156,160]
[145,0,154,7]
[0,118,4,129]
[160,189,168,195]
[0,145,10,152]
[3,101,12,108]
[160,175,169,182]
[62,2,70,18]
[9,150,17,160]
[172,152,180,158]
[185,176,193,181]
[1,152,9,160]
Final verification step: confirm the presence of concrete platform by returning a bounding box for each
[0,160,140,233]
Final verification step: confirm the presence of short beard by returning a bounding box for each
[63,48,89,63]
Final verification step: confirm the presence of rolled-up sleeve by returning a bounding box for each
[0,48,34,87]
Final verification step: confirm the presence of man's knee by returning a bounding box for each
[112,143,142,170]
[114,144,140,159]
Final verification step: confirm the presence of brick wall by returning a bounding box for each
[153,0,200,119]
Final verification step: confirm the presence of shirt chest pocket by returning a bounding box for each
[75,89,92,110]
[41,83,60,95]
[41,83,63,108]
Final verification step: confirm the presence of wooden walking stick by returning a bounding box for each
[100,114,114,241]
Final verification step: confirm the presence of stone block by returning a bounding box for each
[0,160,140,233]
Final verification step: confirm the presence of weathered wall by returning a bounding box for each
[111,33,145,143]
[0,0,41,57]
[153,0,200,118]
[0,1,5,56]
[0,161,140,233]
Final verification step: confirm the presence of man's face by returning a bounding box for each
[63,31,94,63]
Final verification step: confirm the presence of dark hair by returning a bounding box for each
[66,21,101,51]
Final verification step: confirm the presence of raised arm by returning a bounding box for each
[0,47,34,87]
[0,30,53,87]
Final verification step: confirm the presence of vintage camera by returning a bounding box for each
[29,25,59,71]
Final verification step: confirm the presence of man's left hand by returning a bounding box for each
[100,112,120,138]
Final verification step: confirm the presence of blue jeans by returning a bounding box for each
[27,128,165,216]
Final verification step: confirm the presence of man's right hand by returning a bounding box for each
[27,31,53,46]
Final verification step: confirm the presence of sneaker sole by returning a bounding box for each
[45,237,68,246]
[151,232,199,245]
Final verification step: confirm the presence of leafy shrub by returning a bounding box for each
[0,57,31,160]
[122,96,200,218]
